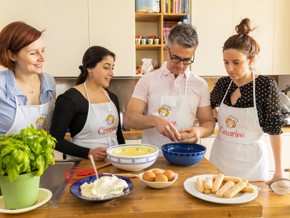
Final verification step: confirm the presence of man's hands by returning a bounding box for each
[155,116,201,143]
[155,116,180,142]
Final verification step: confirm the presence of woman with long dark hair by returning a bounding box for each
[50,46,125,161]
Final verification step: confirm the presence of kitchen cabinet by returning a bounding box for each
[0,0,42,30]
[0,0,42,72]
[191,0,233,76]
[200,136,214,160]
[43,0,135,77]
[89,0,135,77]
[191,0,278,76]
[135,0,189,73]
[273,0,290,75]
[42,0,89,77]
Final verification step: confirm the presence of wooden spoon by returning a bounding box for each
[103,173,138,179]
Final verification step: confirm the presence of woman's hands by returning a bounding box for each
[266,171,283,185]
[88,147,107,161]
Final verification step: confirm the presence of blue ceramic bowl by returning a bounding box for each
[161,143,206,166]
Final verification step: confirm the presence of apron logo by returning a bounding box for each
[98,112,117,135]
[98,126,117,135]
[106,113,115,125]
[219,115,245,138]
[158,104,171,117]
[35,114,48,129]
[158,104,177,126]
[225,115,238,128]
[219,126,246,138]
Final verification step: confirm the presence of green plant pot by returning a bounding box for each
[0,171,40,209]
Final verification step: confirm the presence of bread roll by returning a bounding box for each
[211,173,225,193]
[196,177,204,193]
[215,181,235,198]
[224,181,247,198]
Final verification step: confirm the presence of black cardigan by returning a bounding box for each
[50,88,125,159]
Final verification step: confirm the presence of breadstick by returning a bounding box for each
[224,181,247,198]
[204,189,211,194]
[215,181,235,198]
[241,186,255,193]
[204,176,213,189]
[242,178,248,184]
[196,177,204,193]
[211,173,225,193]
[223,176,242,183]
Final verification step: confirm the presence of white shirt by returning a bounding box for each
[132,62,211,111]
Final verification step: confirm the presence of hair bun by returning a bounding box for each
[235,18,252,35]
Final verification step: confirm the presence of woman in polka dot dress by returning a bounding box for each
[209,18,285,183]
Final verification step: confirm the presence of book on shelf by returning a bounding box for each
[163,16,190,44]
[163,0,189,14]
[163,21,177,44]
[135,0,160,13]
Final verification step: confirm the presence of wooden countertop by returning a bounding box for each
[122,129,143,139]
[282,126,290,133]
[3,157,290,218]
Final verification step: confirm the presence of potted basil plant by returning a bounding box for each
[0,125,56,210]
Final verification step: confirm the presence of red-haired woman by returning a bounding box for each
[0,21,55,134]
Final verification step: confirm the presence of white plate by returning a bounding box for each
[184,174,259,204]
[0,188,52,214]
[138,171,178,189]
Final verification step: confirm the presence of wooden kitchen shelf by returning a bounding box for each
[135,0,190,72]
[136,44,163,50]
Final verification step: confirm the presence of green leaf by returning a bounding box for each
[0,124,56,181]
[11,149,24,164]
[7,160,20,182]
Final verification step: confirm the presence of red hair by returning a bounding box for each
[0,21,43,69]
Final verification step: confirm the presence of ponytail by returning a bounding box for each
[76,65,88,85]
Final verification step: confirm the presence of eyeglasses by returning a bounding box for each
[167,47,194,65]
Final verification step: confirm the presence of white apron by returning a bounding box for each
[68,83,118,159]
[6,96,54,135]
[142,71,196,148]
[209,74,268,181]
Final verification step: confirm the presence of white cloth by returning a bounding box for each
[210,74,268,181]
[6,96,54,135]
[142,67,197,148]
[69,83,118,159]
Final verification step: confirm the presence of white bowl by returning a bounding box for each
[138,171,178,189]
[106,144,159,171]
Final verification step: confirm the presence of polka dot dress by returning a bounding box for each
[211,75,285,134]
